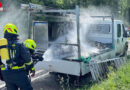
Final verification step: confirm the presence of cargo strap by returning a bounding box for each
[1,64,25,71]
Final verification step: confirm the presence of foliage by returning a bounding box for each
[118,0,130,22]
[17,0,130,24]
[18,0,44,5]
[83,61,130,90]
[42,0,77,9]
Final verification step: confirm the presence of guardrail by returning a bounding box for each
[89,56,127,82]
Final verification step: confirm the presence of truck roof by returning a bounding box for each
[95,19,123,24]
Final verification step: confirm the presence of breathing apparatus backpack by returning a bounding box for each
[0,38,10,67]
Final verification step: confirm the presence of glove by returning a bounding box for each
[30,67,35,77]
[38,56,43,61]
[32,54,43,61]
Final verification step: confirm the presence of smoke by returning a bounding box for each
[43,6,112,61]
[43,7,109,60]
[84,5,111,16]
[80,6,111,56]
[43,23,78,60]
[0,0,29,41]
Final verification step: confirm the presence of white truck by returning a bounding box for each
[29,6,128,76]
[37,19,127,76]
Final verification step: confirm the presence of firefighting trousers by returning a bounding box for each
[1,70,33,90]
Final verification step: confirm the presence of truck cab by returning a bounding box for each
[114,20,127,56]
[87,20,128,57]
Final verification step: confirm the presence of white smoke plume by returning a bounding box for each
[43,6,112,61]
[0,0,29,41]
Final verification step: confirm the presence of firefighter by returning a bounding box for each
[0,23,35,90]
[24,39,36,75]
[24,39,37,55]
[24,39,43,66]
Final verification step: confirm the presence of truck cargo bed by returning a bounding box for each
[41,60,82,76]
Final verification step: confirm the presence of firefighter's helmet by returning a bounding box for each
[4,23,18,35]
[24,39,37,50]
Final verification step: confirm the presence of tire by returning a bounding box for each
[121,43,128,57]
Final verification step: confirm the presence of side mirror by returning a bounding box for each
[127,32,129,37]
[123,31,127,38]
[127,31,130,37]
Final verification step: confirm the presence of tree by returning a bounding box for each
[16,0,130,24]
[118,0,130,24]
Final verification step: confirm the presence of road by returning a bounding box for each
[0,62,62,90]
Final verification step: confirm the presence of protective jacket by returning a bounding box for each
[0,34,34,90]
[0,37,34,71]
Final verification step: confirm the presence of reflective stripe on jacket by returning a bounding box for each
[0,39,34,71]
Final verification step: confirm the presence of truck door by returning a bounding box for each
[33,21,48,51]
[116,24,122,53]
[119,24,127,53]
[122,24,127,51]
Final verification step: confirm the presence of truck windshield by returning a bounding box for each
[88,24,110,34]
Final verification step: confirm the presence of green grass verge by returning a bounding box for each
[80,61,130,90]
[127,38,130,40]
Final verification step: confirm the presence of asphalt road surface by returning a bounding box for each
[0,61,63,90]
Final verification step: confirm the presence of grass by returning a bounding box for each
[127,38,130,40]
[79,60,130,90]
